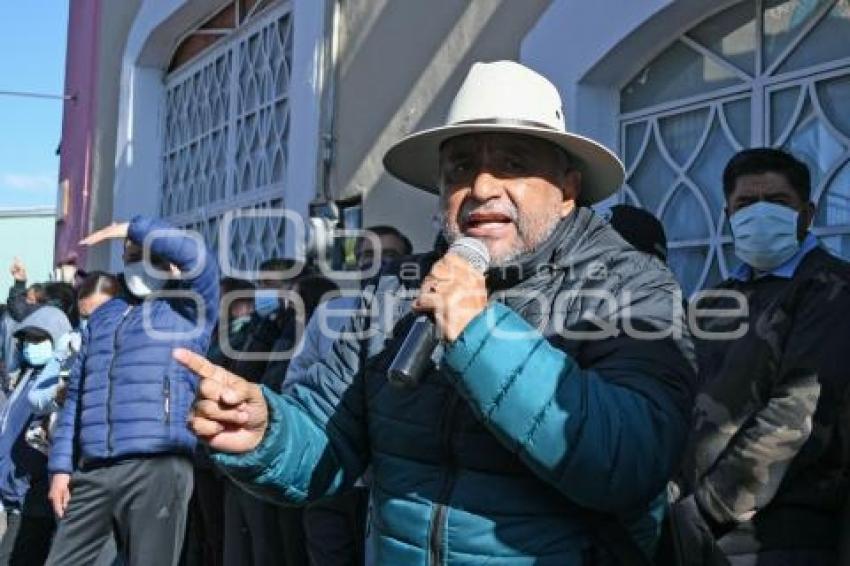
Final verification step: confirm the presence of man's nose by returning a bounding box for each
[470,169,503,201]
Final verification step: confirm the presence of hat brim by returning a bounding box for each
[383,123,625,205]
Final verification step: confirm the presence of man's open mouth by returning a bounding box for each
[463,212,513,229]
[462,211,515,237]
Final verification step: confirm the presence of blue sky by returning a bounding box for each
[0,1,69,209]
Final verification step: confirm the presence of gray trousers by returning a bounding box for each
[45,456,193,566]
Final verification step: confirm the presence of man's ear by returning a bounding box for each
[798,201,816,240]
[560,170,582,217]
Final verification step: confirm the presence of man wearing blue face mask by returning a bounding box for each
[680,148,850,566]
[0,306,71,565]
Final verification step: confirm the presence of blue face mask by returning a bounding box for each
[730,201,801,271]
[254,290,280,317]
[23,339,54,367]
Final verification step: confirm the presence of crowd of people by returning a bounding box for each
[0,60,848,566]
[0,217,412,566]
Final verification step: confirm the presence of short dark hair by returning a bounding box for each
[608,205,668,261]
[27,283,47,304]
[258,258,304,274]
[723,148,811,202]
[78,271,120,300]
[44,282,77,318]
[292,275,340,321]
[359,225,413,255]
[220,277,255,295]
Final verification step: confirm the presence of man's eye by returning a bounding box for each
[444,162,472,180]
[452,162,471,174]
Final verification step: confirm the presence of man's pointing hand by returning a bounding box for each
[174,348,269,454]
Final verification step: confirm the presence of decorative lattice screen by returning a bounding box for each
[620,0,850,295]
[161,2,293,272]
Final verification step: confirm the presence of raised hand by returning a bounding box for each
[173,348,269,454]
[10,257,26,282]
[79,222,129,247]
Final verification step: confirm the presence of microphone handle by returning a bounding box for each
[387,316,440,388]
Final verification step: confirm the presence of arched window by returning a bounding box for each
[160,0,293,271]
[620,0,850,295]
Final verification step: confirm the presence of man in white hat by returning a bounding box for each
[177,61,696,564]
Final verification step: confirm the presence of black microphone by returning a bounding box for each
[387,237,490,388]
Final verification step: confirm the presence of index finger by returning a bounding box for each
[173,348,225,383]
[432,253,476,280]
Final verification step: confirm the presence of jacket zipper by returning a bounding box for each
[163,376,171,423]
[429,390,460,566]
[106,306,133,456]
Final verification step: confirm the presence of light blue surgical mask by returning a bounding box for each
[730,201,801,271]
[23,339,54,367]
[124,261,166,297]
[254,290,280,317]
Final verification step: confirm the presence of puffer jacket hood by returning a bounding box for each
[14,306,72,346]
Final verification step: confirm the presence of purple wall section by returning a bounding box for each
[55,0,100,268]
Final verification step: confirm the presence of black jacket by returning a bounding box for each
[687,246,850,554]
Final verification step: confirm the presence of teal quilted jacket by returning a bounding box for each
[214,208,696,565]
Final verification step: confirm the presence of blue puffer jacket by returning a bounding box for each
[49,216,219,473]
[215,208,697,565]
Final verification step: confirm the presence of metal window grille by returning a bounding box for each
[620,0,850,296]
[161,1,293,273]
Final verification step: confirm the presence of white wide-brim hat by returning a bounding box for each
[383,61,625,205]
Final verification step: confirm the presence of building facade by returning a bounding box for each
[58,0,850,295]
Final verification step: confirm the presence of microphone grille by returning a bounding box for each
[449,237,490,273]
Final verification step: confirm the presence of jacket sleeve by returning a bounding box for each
[212,304,370,505]
[443,301,694,512]
[48,330,87,474]
[282,310,324,391]
[7,280,37,322]
[27,357,61,416]
[694,274,849,524]
[126,215,220,332]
